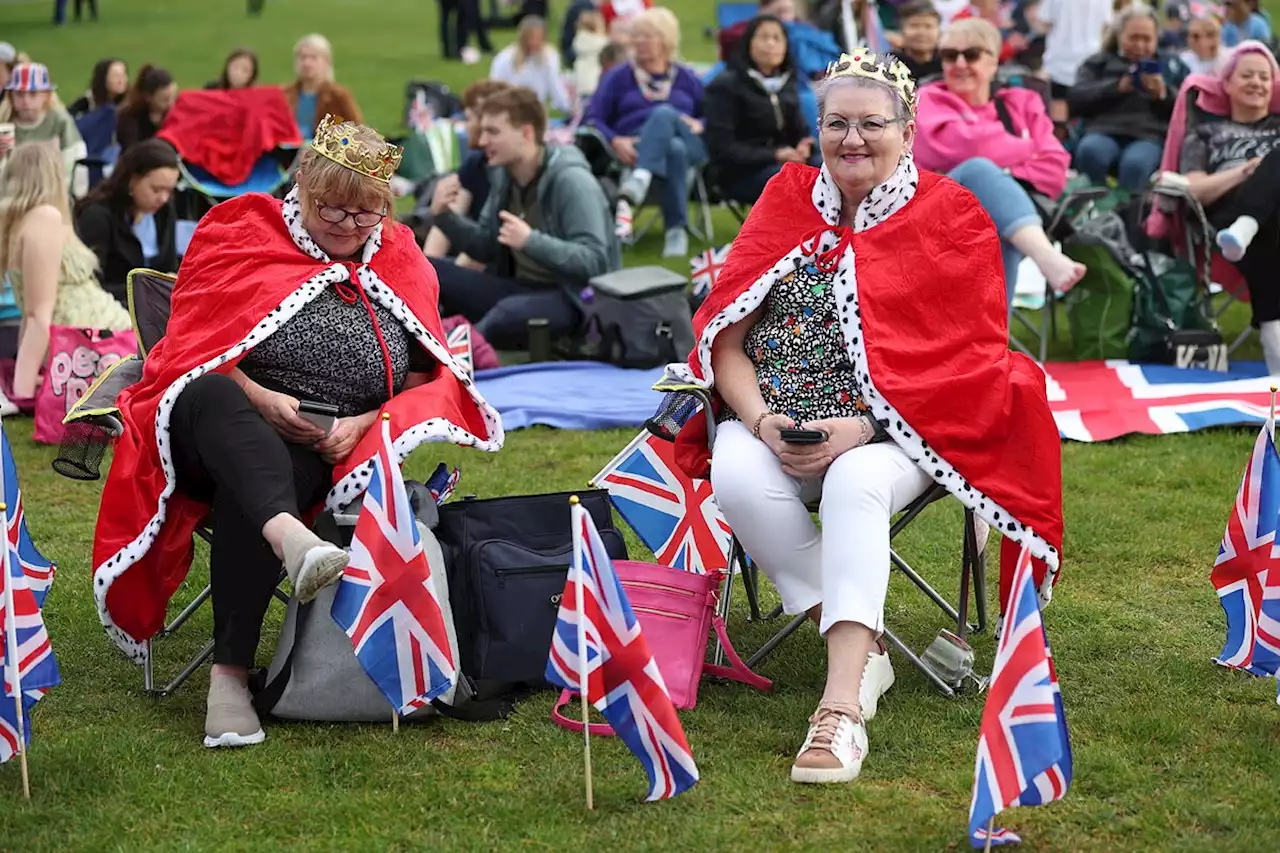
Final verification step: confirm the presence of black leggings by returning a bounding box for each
[1210,148,1280,324]
[170,373,333,668]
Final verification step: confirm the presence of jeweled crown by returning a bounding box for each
[310,114,404,183]
[825,49,918,116]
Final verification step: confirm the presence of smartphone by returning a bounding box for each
[779,427,829,445]
[297,400,338,433]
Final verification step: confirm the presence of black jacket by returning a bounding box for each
[75,200,179,306]
[704,64,808,189]
[1067,50,1185,143]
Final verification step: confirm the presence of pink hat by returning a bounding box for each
[5,62,56,92]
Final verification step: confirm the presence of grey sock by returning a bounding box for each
[281,525,325,583]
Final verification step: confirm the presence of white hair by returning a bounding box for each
[815,75,908,122]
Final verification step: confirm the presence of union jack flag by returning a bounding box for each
[1046,360,1277,443]
[2,425,54,607]
[0,688,46,764]
[689,245,730,299]
[1210,417,1280,674]
[331,417,456,715]
[425,463,461,506]
[546,502,699,801]
[592,431,732,574]
[969,545,1072,848]
[408,90,436,136]
[447,323,474,379]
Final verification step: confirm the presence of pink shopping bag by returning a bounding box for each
[34,327,138,444]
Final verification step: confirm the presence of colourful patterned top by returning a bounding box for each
[726,263,888,442]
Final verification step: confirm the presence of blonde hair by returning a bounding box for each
[295,121,395,214]
[632,7,682,59]
[941,17,1002,56]
[515,15,550,69]
[294,33,335,82]
[0,142,95,272]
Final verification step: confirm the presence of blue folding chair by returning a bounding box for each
[716,2,759,29]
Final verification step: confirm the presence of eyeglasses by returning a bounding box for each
[820,115,902,143]
[314,201,386,228]
[939,47,990,64]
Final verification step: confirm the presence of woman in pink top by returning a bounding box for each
[914,18,1085,305]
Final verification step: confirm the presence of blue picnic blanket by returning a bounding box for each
[474,361,664,431]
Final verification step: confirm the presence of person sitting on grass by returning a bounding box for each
[91,115,502,749]
[115,64,177,153]
[284,34,362,140]
[428,87,618,350]
[67,57,129,118]
[205,48,260,90]
[0,63,86,193]
[489,15,572,114]
[422,78,512,268]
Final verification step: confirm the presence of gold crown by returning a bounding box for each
[310,114,404,183]
[825,49,918,116]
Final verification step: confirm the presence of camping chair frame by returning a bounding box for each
[575,127,716,246]
[664,388,989,698]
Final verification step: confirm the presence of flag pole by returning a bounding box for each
[1270,386,1276,437]
[392,711,399,734]
[983,818,994,853]
[569,495,594,811]
[1,501,30,800]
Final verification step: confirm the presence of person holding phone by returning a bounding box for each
[663,51,1063,787]
[92,116,503,750]
[1069,3,1187,191]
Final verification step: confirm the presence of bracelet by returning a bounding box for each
[751,411,773,440]
[856,416,872,447]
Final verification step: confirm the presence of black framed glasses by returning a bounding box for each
[939,46,990,64]
[314,201,386,228]
[820,115,903,143]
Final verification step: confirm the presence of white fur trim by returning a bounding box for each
[668,157,1062,602]
[95,193,503,661]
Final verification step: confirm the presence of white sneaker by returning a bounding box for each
[203,673,266,749]
[790,702,867,784]
[1216,215,1259,263]
[291,543,349,603]
[860,649,895,721]
[662,227,688,259]
[619,169,652,206]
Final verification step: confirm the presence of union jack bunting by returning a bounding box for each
[447,323,474,379]
[1,425,54,607]
[689,245,730,299]
[592,431,732,574]
[425,463,461,506]
[331,418,456,714]
[0,688,46,764]
[1046,361,1277,443]
[1210,417,1280,674]
[969,546,1072,848]
[546,502,699,801]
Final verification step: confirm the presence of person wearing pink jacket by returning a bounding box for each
[913,18,1084,306]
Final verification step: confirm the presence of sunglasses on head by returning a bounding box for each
[940,47,989,64]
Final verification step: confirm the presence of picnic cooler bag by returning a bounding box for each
[582,267,695,369]
[434,490,628,690]
[256,487,472,722]
[1128,251,1226,370]
[1062,212,1137,361]
[35,327,138,445]
[549,561,772,736]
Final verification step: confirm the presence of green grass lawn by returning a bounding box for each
[3,1,1280,850]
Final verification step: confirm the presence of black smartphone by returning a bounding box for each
[297,400,339,433]
[779,427,829,445]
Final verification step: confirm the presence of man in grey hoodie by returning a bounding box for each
[430,86,620,350]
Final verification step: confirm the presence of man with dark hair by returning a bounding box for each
[428,87,619,350]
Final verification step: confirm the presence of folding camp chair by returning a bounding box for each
[646,386,989,698]
[575,127,716,246]
[55,269,291,696]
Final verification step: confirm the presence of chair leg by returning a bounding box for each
[160,583,213,637]
[890,549,962,624]
[745,613,808,669]
[883,627,956,698]
[731,539,763,622]
[143,639,154,694]
[973,544,989,635]
[149,639,216,698]
[712,553,737,667]
[957,513,975,642]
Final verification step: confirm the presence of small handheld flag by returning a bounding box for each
[331,416,457,715]
[689,245,730,299]
[546,499,699,802]
[968,545,1072,848]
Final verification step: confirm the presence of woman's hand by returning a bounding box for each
[612,136,639,166]
[1140,73,1167,100]
[314,411,377,465]
[775,146,801,164]
[680,114,704,135]
[1243,157,1263,178]
[247,386,328,444]
[805,417,872,459]
[1117,73,1135,94]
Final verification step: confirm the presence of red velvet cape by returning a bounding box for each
[92,193,502,659]
[158,88,301,185]
[674,163,1063,610]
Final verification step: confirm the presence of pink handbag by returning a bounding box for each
[34,327,138,444]
[551,560,771,736]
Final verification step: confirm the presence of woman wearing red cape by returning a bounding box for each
[92,116,503,747]
[665,51,1063,784]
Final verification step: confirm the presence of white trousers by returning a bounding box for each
[710,419,933,636]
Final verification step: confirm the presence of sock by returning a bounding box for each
[626,168,653,199]
[280,525,325,583]
[1261,320,1280,377]
[1217,216,1260,263]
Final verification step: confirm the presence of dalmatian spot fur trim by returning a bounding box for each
[664,157,1061,604]
[94,191,504,662]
